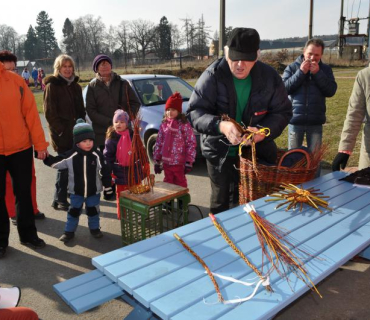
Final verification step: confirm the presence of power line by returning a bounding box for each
[357,0,362,18]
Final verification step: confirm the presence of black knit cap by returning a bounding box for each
[226,28,260,61]
[73,119,95,144]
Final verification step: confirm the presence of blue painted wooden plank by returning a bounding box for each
[53,270,124,314]
[53,269,104,294]
[121,293,153,320]
[68,283,123,314]
[359,245,370,260]
[62,276,116,301]
[148,188,370,319]
[130,181,357,309]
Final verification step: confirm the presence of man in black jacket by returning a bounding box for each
[187,28,292,214]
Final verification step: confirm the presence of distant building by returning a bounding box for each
[16,60,37,72]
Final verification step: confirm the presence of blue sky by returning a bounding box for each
[3,0,369,42]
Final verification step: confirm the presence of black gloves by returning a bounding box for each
[332,153,350,171]
[184,162,192,174]
[103,187,114,200]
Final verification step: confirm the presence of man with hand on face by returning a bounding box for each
[187,27,292,214]
[283,38,337,153]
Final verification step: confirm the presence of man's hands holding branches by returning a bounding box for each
[219,116,267,146]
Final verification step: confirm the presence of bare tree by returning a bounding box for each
[129,19,156,62]
[76,15,106,57]
[170,24,184,52]
[105,25,117,55]
[181,17,196,55]
[0,24,18,52]
[193,14,212,58]
[115,21,132,68]
[72,18,92,65]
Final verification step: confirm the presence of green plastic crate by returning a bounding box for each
[119,194,190,245]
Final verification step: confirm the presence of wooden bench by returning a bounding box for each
[54,171,370,319]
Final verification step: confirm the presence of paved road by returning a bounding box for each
[1,116,369,320]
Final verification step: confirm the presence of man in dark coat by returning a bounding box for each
[187,28,292,214]
[283,38,337,153]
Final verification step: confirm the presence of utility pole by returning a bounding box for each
[308,0,314,39]
[338,0,345,58]
[219,0,225,57]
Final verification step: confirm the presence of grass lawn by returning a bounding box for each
[33,67,363,169]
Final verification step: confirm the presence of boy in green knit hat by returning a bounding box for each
[44,119,113,242]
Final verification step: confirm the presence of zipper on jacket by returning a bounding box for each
[84,156,87,197]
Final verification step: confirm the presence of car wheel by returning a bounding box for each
[146,133,158,164]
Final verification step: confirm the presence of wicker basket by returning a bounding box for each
[239,148,319,204]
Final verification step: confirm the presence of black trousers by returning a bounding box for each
[207,157,240,214]
[0,147,38,247]
[206,140,278,214]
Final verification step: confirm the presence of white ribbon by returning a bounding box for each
[203,272,270,304]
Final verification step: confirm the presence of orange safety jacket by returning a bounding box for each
[0,62,48,156]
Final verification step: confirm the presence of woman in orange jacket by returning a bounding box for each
[0,61,49,258]
[0,51,45,224]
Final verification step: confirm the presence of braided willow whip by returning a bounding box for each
[244,204,322,298]
[209,214,273,292]
[173,233,224,302]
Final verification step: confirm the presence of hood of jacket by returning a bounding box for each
[44,75,80,86]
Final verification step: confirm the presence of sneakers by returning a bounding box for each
[51,200,69,211]
[20,237,46,249]
[34,211,46,219]
[90,229,103,238]
[59,232,75,243]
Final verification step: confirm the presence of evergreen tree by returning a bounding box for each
[24,25,38,60]
[62,18,75,55]
[35,11,59,58]
[157,16,171,60]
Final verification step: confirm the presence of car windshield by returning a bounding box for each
[132,78,193,106]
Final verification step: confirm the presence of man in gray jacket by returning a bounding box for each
[332,67,370,171]
[187,28,292,214]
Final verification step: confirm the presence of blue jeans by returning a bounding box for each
[288,124,323,153]
[54,153,68,203]
[65,193,100,232]
[288,124,322,177]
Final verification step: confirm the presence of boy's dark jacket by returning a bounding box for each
[44,145,111,197]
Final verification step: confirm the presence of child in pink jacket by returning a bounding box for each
[153,92,196,187]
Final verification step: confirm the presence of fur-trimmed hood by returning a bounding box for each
[44,75,80,86]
